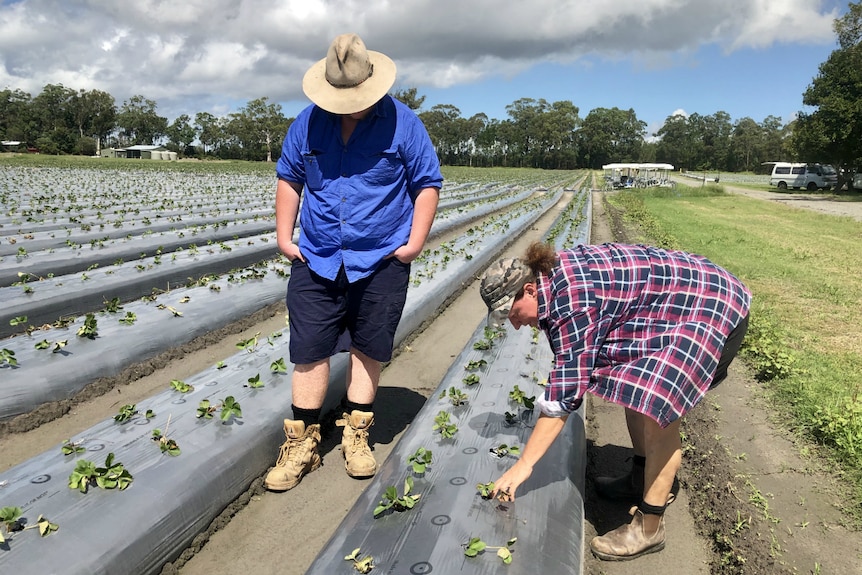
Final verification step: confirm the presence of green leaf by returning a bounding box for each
[37,515,59,537]
[497,547,512,564]
[34,339,50,350]
[344,548,361,561]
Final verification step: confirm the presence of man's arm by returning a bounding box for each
[275,178,304,261]
[392,186,439,263]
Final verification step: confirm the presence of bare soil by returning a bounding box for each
[3,185,860,574]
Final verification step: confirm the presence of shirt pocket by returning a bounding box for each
[303,150,325,191]
[358,148,403,187]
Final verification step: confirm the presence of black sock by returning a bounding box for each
[638,500,667,516]
[344,400,373,414]
[291,405,321,427]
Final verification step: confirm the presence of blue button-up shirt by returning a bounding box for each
[276,95,443,282]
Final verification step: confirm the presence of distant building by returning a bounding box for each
[101,145,177,160]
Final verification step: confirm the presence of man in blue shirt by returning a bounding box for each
[266,33,443,492]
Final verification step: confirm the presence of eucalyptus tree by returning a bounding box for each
[70,89,116,154]
[0,88,33,143]
[419,104,464,165]
[577,107,645,169]
[791,1,862,180]
[226,97,290,162]
[194,112,221,156]
[116,95,168,146]
[699,111,733,170]
[392,87,426,111]
[728,117,763,172]
[165,114,197,156]
[31,83,77,153]
[655,113,696,170]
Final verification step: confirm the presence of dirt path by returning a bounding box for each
[5,186,860,574]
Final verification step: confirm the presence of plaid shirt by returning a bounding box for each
[536,244,751,427]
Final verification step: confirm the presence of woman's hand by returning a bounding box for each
[489,412,569,501]
[491,459,534,502]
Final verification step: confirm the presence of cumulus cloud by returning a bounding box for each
[0,0,840,119]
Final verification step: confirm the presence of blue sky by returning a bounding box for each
[0,0,850,138]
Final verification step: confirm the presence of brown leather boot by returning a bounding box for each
[336,410,377,478]
[264,419,321,492]
[590,509,666,561]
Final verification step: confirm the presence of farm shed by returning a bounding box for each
[101,145,176,160]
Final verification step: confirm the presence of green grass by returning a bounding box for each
[609,183,862,519]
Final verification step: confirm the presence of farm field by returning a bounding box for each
[2,157,861,574]
[0,157,593,574]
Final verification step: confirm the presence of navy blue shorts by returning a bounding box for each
[709,314,749,389]
[286,258,410,364]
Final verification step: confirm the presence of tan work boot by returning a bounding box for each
[264,419,321,492]
[336,410,377,478]
[590,508,666,561]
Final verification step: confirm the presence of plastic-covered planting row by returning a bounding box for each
[0,182,544,334]
[0,179,525,274]
[0,219,277,286]
[0,188,573,575]
[0,180,519,258]
[306,190,592,574]
[0,189,565,421]
[0,167,276,211]
[0,208,274,254]
[306,323,586,575]
[0,232,280,337]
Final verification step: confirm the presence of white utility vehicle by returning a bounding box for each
[768,162,837,191]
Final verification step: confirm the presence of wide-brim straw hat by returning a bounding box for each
[302,33,396,115]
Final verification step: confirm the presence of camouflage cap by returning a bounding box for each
[479,258,532,327]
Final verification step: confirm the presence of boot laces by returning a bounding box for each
[347,427,372,457]
[275,436,306,467]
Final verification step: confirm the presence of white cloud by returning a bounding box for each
[0,0,840,120]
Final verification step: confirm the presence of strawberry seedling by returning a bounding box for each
[476,481,496,499]
[0,507,58,545]
[508,385,535,409]
[170,379,194,393]
[462,373,480,386]
[94,452,133,490]
[270,357,288,374]
[113,403,138,423]
[373,476,421,517]
[245,373,264,388]
[1,349,18,367]
[196,397,242,422]
[432,411,458,438]
[236,332,260,353]
[119,311,137,325]
[76,313,98,339]
[490,443,521,458]
[463,536,517,564]
[464,359,487,371]
[344,547,374,574]
[407,447,432,474]
[439,386,468,406]
[61,439,86,456]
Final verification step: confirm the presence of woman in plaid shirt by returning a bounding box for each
[480,241,751,561]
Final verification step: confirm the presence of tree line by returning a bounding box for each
[1,3,859,177]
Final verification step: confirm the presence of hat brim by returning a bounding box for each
[486,294,514,329]
[302,51,396,115]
